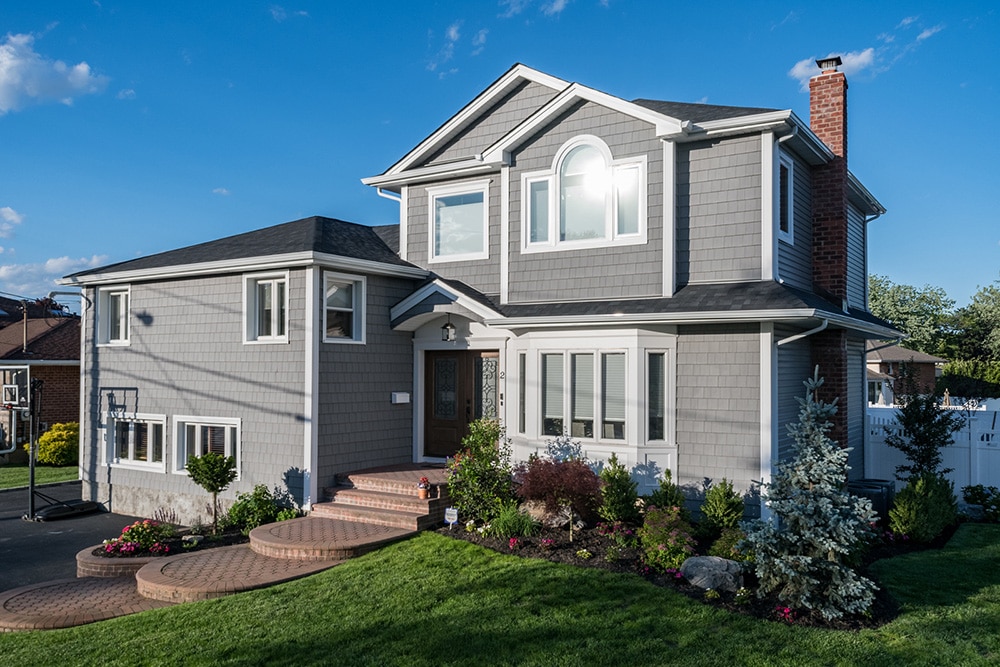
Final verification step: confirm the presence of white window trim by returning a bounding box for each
[521,135,647,254]
[322,271,366,345]
[97,285,131,347]
[644,348,676,445]
[243,271,290,344]
[171,415,242,478]
[104,412,167,473]
[777,152,794,245]
[537,347,629,444]
[426,179,491,264]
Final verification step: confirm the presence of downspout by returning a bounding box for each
[376,187,401,203]
[776,318,828,347]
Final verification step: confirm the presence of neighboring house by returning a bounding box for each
[62,59,899,522]
[0,316,81,461]
[866,340,946,405]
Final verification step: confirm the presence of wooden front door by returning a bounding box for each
[424,350,499,458]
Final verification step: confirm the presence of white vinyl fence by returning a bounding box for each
[866,406,1000,491]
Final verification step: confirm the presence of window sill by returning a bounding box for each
[110,461,166,474]
[522,234,647,255]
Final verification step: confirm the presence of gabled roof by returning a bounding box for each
[866,341,947,364]
[61,217,427,285]
[0,317,79,363]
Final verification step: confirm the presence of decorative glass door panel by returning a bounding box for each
[425,350,500,458]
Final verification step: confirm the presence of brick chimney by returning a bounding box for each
[809,55,850,449]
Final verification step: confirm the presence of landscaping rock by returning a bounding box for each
[680,556,744,592]
[522,501,585,531]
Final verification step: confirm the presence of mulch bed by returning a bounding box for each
[436,521,962,631]
[90,530,249,559]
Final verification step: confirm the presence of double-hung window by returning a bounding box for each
[97,286,130,345]
[540,351,627,441]
[427,180,490,263]
[523,136,646,252]
[778,153,794,244]
[173,416,240,474]
[324,272,365,343]
[245,272,288,343]
[108,414,165,471]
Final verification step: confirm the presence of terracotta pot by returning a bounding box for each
[418,487,429,500]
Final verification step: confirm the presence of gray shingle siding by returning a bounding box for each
[777,151,813,290]
[847,203,867,310]
[406,175,502,296]
[676,135,762,285]
[316,274,417,485]
[775,326,814,461]
[422,80,561,166]
[80,271,308,520]
[675,324,760,493]
[507,101,663,302]
[847,336,866,478]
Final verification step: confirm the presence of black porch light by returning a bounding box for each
[441,314,457,342]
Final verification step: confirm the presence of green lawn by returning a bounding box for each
[0,463,78,490]
[0,525,997,666]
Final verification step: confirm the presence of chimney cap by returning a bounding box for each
[816,55,843,72]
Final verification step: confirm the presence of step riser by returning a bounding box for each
[249,541,370,561]
[334,476,449,497]
[309,505,442,531]
[326,490,450,513]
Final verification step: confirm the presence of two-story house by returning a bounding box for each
[63,60,899,523]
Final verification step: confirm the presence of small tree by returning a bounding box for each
[515,457,601,542]
[186,452,237,534]
[700,478,744,531]
[885,363,964,481]
[742,368,878,620]
[598,453,640,525]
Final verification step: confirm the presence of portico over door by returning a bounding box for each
[424,350,499,458]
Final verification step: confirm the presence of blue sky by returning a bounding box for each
[1,1,996,312]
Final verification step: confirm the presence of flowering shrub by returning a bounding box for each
[539,538,555,550]
[575,548,593,559]
[446,419,515,522]
[508,537,521,551]
[962,484,1000,522]
[641,470,689,521]
[637,505,696,572]
[775,606,796,624]
[103,519,175,556]
[32,422,79,466]
[597,521,638,548]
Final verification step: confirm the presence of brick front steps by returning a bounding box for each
[311,463,450,530]
[76,546,158,578]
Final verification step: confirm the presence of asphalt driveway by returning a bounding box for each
[0,482,142,593]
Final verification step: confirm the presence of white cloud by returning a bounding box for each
[500,0,532,18]
[541,0,569,16]
[270,5,287,21]
[472,28,488,55]
[897,16,919,28]
[116,88,135,100]
[0,207,23,238]
[917,25,945,41]
[0,32,108,114]
[789,48,876,91]
[212,187,230,196]
[0,255,106,299]
[427,21,462,73]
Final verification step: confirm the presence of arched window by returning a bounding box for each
[523,135,645,251]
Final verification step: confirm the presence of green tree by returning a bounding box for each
[868,274,955,356]
[886,366,965,481]
[741,369,878,620]
[186,452,238,534]
[946,281,1000,362]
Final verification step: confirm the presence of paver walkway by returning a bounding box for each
[0,464,446,632]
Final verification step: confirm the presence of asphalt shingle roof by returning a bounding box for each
[0,318,79,361]
[66,217,416,279]
[631,99,780,124]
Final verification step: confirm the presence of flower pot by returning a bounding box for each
[418,488,429,500]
